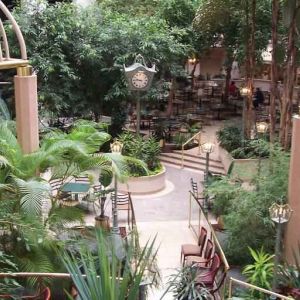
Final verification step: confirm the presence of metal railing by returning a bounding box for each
[181,130,202,168]
[228,277,294,300]
[188,191,230,272]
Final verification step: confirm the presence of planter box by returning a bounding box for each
[118,166,166,194]
[218,146,268,182]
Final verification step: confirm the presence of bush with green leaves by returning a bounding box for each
[118,131,161,176]
[216,126,243,153]
[206,146,289,264]
[231,139,270,159]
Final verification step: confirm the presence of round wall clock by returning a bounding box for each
[131,71,149,89]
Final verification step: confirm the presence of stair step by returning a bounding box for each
[159,156,225,174]
[173,150,221,163]
[159,152,223,170]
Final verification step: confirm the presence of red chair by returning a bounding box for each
[185,238,214,267]
[181,226,207,264]
[195,253,221,290]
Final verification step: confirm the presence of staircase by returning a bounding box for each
[159,150,226,174]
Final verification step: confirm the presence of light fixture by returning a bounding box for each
[110,140,123,154]
[269,203,293,224]
[201,142,215,154]
[240,86,251,96]
[188,57,197,64]
[256,121,268,134]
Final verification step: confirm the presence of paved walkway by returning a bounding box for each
[131,165,204,300]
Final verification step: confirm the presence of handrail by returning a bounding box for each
[228,277,294,300]
[188,191,230,272]
[181,130,201,168]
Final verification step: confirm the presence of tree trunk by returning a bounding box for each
[280,5,299,149]
[244,0,256,139]
[270,0,280,143]
[223,54,233,103]
[190,60,199,90]
[166,78,175,117]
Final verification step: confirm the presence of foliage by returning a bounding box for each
[8,1,189,123]
[164,265,211,300]
[279,244,300,292]
[216,126,243,153]
[242,247,274,290]
[231,139,270,159]
[205,146,289,264]
[205,177,242,216]
[63,229,156,300]
[118,131,160,175]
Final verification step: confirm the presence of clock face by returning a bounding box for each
[131,71,149,89]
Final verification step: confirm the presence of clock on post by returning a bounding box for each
[124,54,156,92]
[124,54,156,135]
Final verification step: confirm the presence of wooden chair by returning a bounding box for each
[185,238,214,267]
[181,226,207,264]
[194,254,226,300]
[111,192,131,227]
[194,253,221,291]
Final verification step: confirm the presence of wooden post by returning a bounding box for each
[14,66,39,154]
[284,116,300,263]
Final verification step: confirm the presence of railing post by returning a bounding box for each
[198,133,201,155]
[228,277,233,299]
[181,144,184,168]
[188,192,191,228]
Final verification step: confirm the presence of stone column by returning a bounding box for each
[284,115,300,263]
[14,66,39,154]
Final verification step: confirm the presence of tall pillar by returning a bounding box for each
[284,115,300,263]
[14,66,39,154]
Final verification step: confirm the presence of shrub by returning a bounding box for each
[217,126,243,152]
[118,131,161,176]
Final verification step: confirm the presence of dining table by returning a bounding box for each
[61,182,90,201]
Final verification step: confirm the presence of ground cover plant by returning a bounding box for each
[206,145,290,264]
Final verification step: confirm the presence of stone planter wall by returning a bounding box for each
[118,166,166,194]
[218,146,268,181]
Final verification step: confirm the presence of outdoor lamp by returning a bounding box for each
[240,86,251,96]
[269,203,293,224]
[188,58,197,64]
[256,121,268,134]
[269,202,293,297]
[110,140,123,154]
[201,142,215,154]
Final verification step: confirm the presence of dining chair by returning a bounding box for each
[185,238,214,267]
[75,176,90,184]
[111,192,131,227]
[181,226,207,264]
[49,178,63,197]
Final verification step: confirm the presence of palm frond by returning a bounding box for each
[0,97,10,121]
[13,177,50,216]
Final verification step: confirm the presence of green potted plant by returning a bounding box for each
[163,265,212,299]
[94,172,113,230]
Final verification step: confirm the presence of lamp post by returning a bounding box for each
[240,86,251,141]
[201,142,215,212]
[269,203,293,297]
[255,121,269,191]
[110,139,124,235]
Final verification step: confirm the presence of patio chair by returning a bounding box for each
[190,178,205,207]
[185,238,214,267]
[194,253,220,289]
[49,178,63,197]
[111,192,131,227]
[75,176,90,184]
[194,254,226,300]
[181,226,207,264]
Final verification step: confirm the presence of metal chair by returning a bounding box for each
[111,192,131,227]
[181,226,207,264]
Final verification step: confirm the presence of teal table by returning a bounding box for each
[61,183,90,201]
